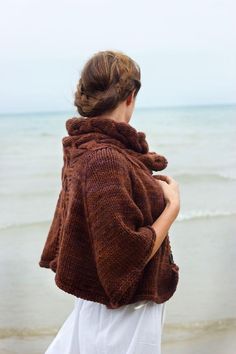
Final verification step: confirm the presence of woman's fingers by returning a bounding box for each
[153,174,171,183]
[154,175,178,186]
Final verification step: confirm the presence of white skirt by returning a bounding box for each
[45,297,166,354]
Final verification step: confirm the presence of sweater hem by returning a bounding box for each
[55,274,109,305]
[54,272,178,309]
[39,260,57,273]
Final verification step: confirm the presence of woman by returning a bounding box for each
[39,50,180,354]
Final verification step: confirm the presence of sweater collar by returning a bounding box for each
[63,116,168,172]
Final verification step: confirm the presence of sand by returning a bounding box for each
[163,328,236,354]
[0,328,235,354]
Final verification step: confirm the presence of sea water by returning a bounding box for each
[0,105,235,352]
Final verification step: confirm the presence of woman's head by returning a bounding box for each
[74,50,141,118]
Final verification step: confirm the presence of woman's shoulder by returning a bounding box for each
[83,145,130,173]
[71,143,137,187]
[75,145,134,196]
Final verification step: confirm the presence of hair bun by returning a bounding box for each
[74,50,141,117]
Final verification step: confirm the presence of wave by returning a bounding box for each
[173,172,236,183]
[0,220,51,231]
[177,210,236,221]
[1,318,235,340]
[0,190,56,198]
[0,326,58,339]
[1,209,235,230]
[39,132,57,137]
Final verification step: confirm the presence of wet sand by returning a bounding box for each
[163,327,236,354]
[0,328,235,354]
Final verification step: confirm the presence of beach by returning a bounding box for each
[0,105,235,353]
[1,324,235,354]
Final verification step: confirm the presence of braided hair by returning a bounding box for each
[74,50,141,117]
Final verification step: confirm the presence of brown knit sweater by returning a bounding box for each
[39,116,179,309]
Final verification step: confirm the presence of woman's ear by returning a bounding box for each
[126,90,136,106]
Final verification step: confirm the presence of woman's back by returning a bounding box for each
[39,116,179,309]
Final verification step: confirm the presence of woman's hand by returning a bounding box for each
[154,175,180,212]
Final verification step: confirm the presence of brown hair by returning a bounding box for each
[74,50,141,117]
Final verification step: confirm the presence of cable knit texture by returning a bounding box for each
[39,116,179,309]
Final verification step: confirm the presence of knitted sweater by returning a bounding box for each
[39,116,179,309]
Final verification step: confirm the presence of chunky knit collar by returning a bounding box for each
[63,116,168,172]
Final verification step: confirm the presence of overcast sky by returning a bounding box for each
[0,0,235,113]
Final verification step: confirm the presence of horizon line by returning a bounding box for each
[0,102,236,116]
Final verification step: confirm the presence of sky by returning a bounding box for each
[0,0,235,113]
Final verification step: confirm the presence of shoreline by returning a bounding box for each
[163,327,236,354]
[0,326,235,354]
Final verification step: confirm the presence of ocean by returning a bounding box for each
[0,105,236,353]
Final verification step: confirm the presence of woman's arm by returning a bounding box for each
[145,201,180,264]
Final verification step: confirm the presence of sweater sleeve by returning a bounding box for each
[82,147,156,308]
